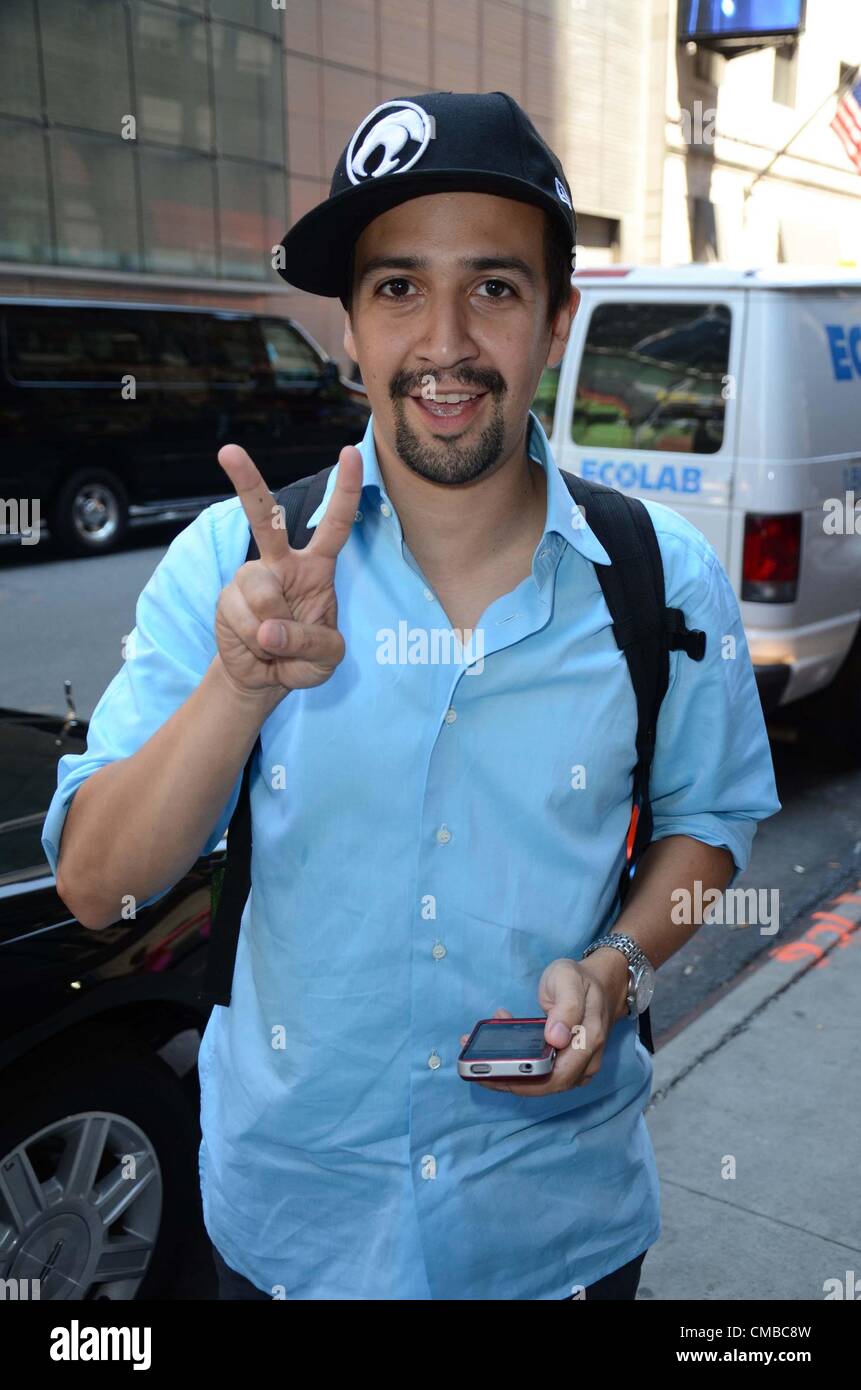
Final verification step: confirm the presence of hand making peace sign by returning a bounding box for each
[214,442,363,702]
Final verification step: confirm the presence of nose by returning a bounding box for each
[413,286,480,373]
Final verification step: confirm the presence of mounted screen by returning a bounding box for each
[678,0,805,42]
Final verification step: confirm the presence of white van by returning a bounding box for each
[537,265,861,734]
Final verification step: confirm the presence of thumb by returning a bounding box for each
[542,961,585,1048]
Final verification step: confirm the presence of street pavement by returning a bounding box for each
[638,875,861,1301]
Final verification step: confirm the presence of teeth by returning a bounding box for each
[435,392,476,403]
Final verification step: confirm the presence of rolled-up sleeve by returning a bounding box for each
[41,498,247,911]
[644,508,782,888]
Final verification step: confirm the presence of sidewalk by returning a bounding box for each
[639,877,861,1301]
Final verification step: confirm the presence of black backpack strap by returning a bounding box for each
[562,471,706,1055]
[199,465,336,1008]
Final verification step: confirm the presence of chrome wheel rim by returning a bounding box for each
[72,485,120,544]
[0,1111,163,1299]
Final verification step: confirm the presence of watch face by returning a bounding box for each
[635,962,656,1013]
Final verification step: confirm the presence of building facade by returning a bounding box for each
[1,0,858,364]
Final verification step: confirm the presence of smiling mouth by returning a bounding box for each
[407,390,489,420]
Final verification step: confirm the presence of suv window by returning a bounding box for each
[261,319,325,382]
[156,313,207,385]
[572,302,731,454]
[205,317,267,384]
[6,308,158,384]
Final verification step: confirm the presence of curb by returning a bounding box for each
[648,875,861,1106]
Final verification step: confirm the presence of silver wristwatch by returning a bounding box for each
[581,933,656,1018]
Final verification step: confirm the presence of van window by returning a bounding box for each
[156,313,207,385]
[532,364,560,436]
[261,320,325,382]
[205,317,267,384]
[6,308,157,384]
[571,302,731,454]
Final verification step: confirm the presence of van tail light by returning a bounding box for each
[741,512,801,602]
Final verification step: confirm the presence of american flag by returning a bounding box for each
[831,72,861,174]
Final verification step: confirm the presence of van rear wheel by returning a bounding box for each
[50,469,129,556]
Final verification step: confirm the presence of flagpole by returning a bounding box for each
[743,60,861,204]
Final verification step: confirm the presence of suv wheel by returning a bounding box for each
[0,1034,200,1299]
[50,469,129,556]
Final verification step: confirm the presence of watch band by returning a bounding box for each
[581,933,651,1017]
[582,932,649,972]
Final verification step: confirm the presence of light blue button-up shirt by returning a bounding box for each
[42,410,781,1299]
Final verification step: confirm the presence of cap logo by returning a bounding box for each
[555,176,572,210]
[346,100,435,185]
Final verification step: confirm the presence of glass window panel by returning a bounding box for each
[0,1,41,119]
[155,312,208,384]
[133,5,212,150]
[140,148,216,275]
[210,0,281,37]
[0,123,52,262]
[40,0,131,136]
[205,316,267,383]
[7,307,158,384]
[261,319,325,381]
[51,131,141,272]
[571,302,732,455]
[531,363,560,437]
[217,159,286,279]
[211,22,282,163]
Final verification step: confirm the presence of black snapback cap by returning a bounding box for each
[276,90,576,304]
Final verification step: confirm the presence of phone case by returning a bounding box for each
[457,1016,557,1078]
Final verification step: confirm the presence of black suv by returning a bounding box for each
[0,297,369,556]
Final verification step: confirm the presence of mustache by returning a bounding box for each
[389,367,507,399]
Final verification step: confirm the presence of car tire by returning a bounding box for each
[49,468,130,556]
[0,1029,201,1300]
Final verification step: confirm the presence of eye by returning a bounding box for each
[378,278,416,299]
[476,279,515,299]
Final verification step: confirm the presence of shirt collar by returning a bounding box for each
[306,409,612,567]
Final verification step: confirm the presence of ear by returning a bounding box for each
[344,313,358,364]
[546,285,579,370]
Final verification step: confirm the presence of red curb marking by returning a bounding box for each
[768,909,861,967]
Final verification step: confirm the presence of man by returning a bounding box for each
[43,91,781,1301]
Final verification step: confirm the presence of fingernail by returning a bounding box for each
[548,1020,571,1046]
[266,622,286,650]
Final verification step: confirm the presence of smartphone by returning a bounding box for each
[457,1017,557,1079]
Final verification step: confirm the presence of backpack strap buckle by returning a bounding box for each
[664,607,706,661]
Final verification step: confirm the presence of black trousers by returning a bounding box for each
[211,1242,648,1301]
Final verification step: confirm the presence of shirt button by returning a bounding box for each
[423,587,434,601]
[538,548,549,561]
[432,941,447,960]
[436,825,452,844]
[420,1154,437,1180]
[354,508,363,522]
[427,1050,442,1069]
[380,502,392,518]
[444,708,457,724]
